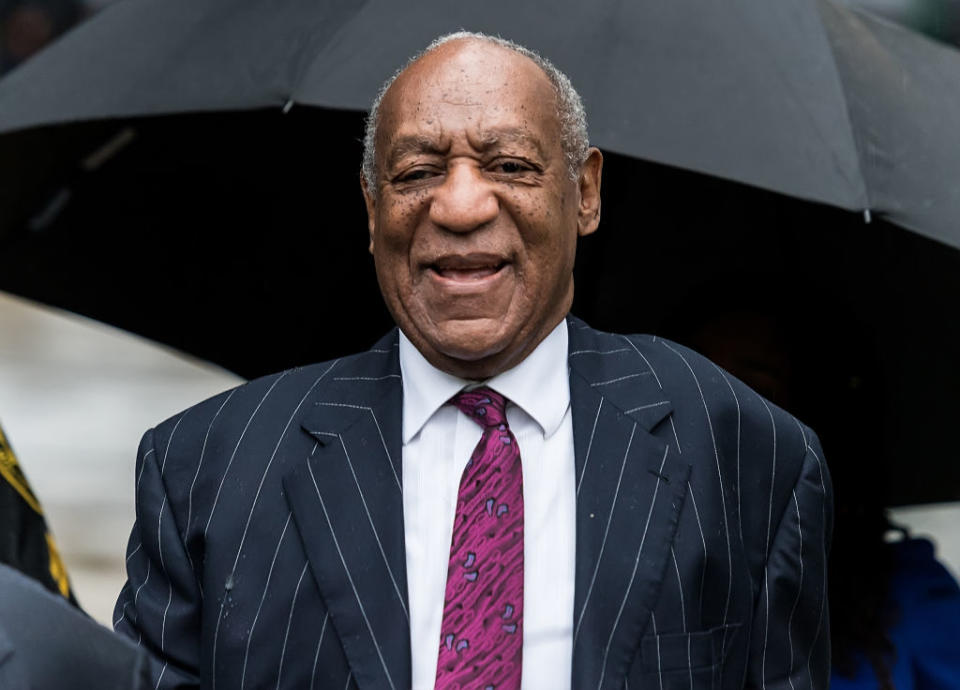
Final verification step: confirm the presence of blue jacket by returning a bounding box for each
[831,537,960,690]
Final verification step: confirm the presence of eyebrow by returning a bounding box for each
[385,135,446,170]
[473,128,546,158]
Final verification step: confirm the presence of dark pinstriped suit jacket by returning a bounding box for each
[114,316,832,690]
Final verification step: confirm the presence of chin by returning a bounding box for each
[434,330,509,363]
[414,320,521,375]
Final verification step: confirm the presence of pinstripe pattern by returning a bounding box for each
[114,318,830,689]
[211,364,335,684]
[135,447,153,491]
[799,435,830,689]
[786,491,804,690]
[334,433,408,618]
[597,445,671,689]
[306,457,396,689]
[313,402,401,490]
[185,389,235,554]
[651,612,664,690]
[310,613,329,690]
[670,548,695,690]
[204,372,288,538]
[661,341,734,641]
[569,317,830,690]
[686,482,709,622]
[240,512,292,689]
[576,398,603,498]
[115,365,355,689]
[276,562,310,690]
[713,365,745,548]
[573,422,636,644]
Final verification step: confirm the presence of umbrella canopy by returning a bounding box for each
[0,0,958,508]
[1,0,959,244]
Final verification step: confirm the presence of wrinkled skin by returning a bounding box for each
[363,39,603,379]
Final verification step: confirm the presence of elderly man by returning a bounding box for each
[115,32,831,690]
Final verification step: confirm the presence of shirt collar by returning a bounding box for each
[399,319,570,443]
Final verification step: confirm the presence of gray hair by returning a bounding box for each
[361,31,589,192]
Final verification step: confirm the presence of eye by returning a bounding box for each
[488,158,542,179]
[491,160,531,174]
[396,168,440,183]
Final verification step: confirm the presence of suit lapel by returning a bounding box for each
[283,330,410,690]
[282,319,688,689]
[567,318,691,690]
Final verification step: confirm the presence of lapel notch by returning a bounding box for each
[284,330,411,690]
[568,319,690,689]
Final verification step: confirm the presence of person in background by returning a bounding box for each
[0,422,157,687]
[0,562,153,689]
[0,420,75,603]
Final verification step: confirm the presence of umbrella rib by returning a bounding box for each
[287,0,374,109]
[725,0,871,212]
[812,0,873,214]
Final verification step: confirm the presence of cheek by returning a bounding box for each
[375,199,423,253]
[378,192,429,242]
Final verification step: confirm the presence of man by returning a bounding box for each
[115,32,831,689]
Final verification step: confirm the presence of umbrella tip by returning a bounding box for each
[863,209,872,224]
[282,98,295,114]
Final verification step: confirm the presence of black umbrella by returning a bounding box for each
[1,109,958,507]
[0,0,958,505]
[2,0,960,243]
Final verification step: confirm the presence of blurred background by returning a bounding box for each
[0,291,240,622]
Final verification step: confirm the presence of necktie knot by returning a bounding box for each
[451,387,508,428]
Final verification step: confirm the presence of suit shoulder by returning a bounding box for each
[147,328,400,449]
[149,327,401,435]
[150,360,333,435]
[587,324,814,460]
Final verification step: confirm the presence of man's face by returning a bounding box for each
[363,40,602,379]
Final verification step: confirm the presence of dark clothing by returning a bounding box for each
[0,422,75,603]
[0,563,153,689]
[115,317,832,689]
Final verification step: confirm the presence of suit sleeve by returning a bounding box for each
[114,427,201,689]
[746,429,833,690]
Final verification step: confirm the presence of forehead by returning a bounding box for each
[376,40,561,156]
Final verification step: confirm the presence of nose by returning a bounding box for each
[429,161,499,233]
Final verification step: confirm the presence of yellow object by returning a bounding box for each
[0,424,73,599]
[45,531,72,598]
[0,424,41,514]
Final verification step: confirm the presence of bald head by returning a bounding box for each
[361,32,589,192]
[358,31,603,379]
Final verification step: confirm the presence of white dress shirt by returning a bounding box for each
[400,320,576,690]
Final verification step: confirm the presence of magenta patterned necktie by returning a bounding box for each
[435,387,524,690]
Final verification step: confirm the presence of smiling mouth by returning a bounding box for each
[427,255,509,282]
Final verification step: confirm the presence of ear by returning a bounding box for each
[361,174,377,254]
[576,147,603,237]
